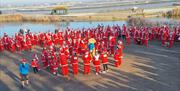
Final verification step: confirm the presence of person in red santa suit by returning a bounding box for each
[109,36,116,55]
[9,38,16,53]
[133,30,138,44]
[95,41,101,53]
[30,33,35,45]
[149,29,153,41]
[79,40,87,55]
[53,33,59,45]
[74,39,79,55]
[69,45,74,56]
[100,41,107,52]
[40,34,46,47]
[114,51,120,67]
[49,57,54,73]
[47,50,53,64]
[42,47,49,67]
[59,36,64,46]
[155,27,160,40]
[15,40,21,51]
[28,33,33,44]
[49,45,56,54]
[41,54,48,69]
[168,32,175,48]
[158,28,162,40]
[31,59,39,74]
[59,52,69,79]
[100,49,109,73]
[2,33,9,50]
[33,33,39,45]
[63,45,70,59]
[117,40,124,50]
[125,31,131,46]
[47,37,53,46]
[161,31,168,47]
[82,51,92,75]
[117,40,124,65]
[114,47,123,67]
[33,54,41,71]
[93,51,101,75]
[122,24,127,39]
[21,39,28,50]
[53,60,59,77]
[144,32,149,47]
[50,57,59,77]
[26,38,32,50]
[70,53,79,75]
[0,38,4,52]
[139,30,144,45]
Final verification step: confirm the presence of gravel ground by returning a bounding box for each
[0,40,180,91]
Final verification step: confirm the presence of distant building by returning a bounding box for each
[51,6,68,15]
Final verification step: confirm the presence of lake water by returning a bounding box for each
[1,18,180,37]
[0,21,126,36]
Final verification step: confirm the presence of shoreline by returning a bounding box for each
[0,13,128,23]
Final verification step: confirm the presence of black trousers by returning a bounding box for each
[103,64,108,71]
[122,35,126,40]
[33,67,38,73]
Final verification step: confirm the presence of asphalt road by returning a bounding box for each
[0,40,180,91]
[1,1,179,14]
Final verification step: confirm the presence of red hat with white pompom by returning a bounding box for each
[21,59,27,63]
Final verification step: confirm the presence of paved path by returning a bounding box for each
[0,40,180,91]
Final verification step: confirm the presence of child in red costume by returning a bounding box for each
[82,51,92,75]
[93,51,101,75]
[70,53,79,75]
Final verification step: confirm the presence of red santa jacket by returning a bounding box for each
[117,46,123,56]
[71,56,78,66]
[41,54,46,63]
[0,40,4,51]
[83,54,92,65]
[126,32,130,39]
[114,53,120,61]
[51,61,59,70]
[59,53,68,67]
[110,36,116,46]
[31,60,38,67]
[100,53,108,64]
[26,39,32,46]
[93,54,100,67]
[114,52,123,61]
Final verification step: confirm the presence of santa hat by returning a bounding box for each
[102,49,107,53]
[52,55,55,58]
[96,50,98,52]
[32,59,36,61]
[81,40,84,43]
[21,59,27,63]
[61,52,65,55]
[50,46,53,49]
[85,51,89,54]
[32,54,37,57]
[43,47,47,50]
[118,40,123,44]
[74,52,77,55]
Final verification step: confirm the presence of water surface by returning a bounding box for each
[0,21,126,36]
